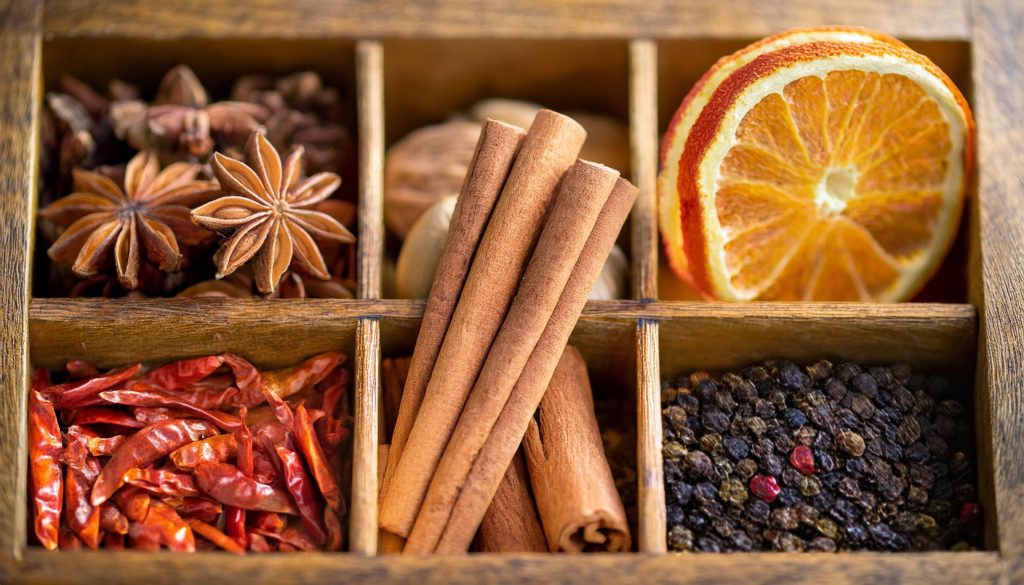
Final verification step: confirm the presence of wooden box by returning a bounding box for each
[2,0,1022,583]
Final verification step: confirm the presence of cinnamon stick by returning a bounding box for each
[379,120,525,516]
[376,444,404,554]
[471,449,547,553]
[433,178,639,553]
[524,347,631,552]
[380,111,586,537]
[404,160,618,553]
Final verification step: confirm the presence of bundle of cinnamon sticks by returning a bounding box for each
[377,110,635,554]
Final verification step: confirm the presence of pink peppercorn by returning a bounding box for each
[789,445,817,475]
[750,474,780,503]
[960,502,982,533]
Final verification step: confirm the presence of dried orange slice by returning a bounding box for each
[660,33,974,301]
[658,27,906,288]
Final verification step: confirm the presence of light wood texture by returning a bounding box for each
[3,549,1007,585]
[357,40,384,300]
[42,0,970,40]
[970,0,1024,562]
[629,40,659,301]
[635,319,666,553]
[0,0,41,563]
[0,1,1017,583]
[351,317,381,555]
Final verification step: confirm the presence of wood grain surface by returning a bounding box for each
[0,1,1019,583]
[357,40,385,300]
[3,549,1006,585]
[352,317,381,554]
[0,0,41,563]
[970,0,1024,565]
[629,40,659,301]
[41,0,970,40]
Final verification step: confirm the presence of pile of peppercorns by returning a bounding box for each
[662,360,981,552]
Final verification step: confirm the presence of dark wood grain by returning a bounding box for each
[0,0,41,563]
[42,0,970,40]
[970,0,1024,563]
[2,549,1007,585]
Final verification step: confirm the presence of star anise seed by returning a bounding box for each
[192,132,356,294]
[39,150,220,289]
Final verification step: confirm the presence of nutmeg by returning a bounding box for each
[384,120,482,238]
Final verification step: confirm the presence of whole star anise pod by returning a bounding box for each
[39,150,219,289]
[111,65,269,158]
[192,132,356,294]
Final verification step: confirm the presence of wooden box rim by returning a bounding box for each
[3,1,1022,583]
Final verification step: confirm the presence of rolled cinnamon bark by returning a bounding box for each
[404,160,618,553]
[379,120,525,518]
[471,449,547,553]
[524,348,631,552]
[433,178,639,553]
[380,111,586,537]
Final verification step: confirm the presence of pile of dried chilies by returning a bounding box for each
[28,351,351,553]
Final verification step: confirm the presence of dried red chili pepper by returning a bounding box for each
[88,434,127,457]
[318,367,349,416]
[103,532,125,549]
[194,463,298,514]
[66,359,100,379]
[222,353,263,405]
[187,518,245,555]
[169,434,237,470]
[58,526,82,550]
[263,352,344,401]
[63,428,102,548]
[274,445,326,546]
[140,499,195,552]
[225,411,254,549]
[293,406,344,515]
[315,416,349,459]
[114,486,151,522]
[100,503,129,535]
[294,405,344,550]
[63,406,145,430]
[47,363,142,409]
[259,381,294,428]
[250,511,285,533]
[124,466,202,498]
[91,419,218,506]
[252,448,279,485]
[251,526,318,551]
[28,369,62,551]
[247,532,274,552]
[128,518,161,550]
[129,355,224,391]
[98,388,242,430]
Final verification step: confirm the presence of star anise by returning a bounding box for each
[111,65,269,158]
[192,132,356,294]
[39,150,220,289]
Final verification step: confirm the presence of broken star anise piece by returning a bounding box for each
[111,65,269,158]
[39,150,220,290]
[192,132,356,294]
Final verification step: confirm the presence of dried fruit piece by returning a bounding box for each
[659,27,973,301]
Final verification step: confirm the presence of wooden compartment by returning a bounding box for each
[2,1,1023,584]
